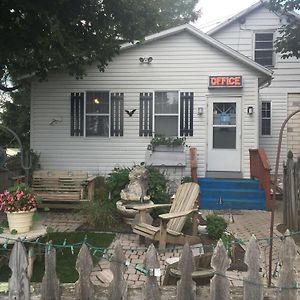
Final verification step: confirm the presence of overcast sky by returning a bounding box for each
[194,0,260,31]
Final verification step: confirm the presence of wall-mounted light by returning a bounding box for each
[247,106,254,115]
[197,107,204,115]
[139,56,153,64]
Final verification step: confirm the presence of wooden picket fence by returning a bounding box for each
[0,231,298,299]
[283,151,300,231]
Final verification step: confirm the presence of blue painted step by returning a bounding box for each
[198,178,266,210]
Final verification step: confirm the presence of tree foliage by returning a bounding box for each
[268,0,300,59]
[0,0,199,91]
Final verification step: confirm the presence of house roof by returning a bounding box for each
[121,24,273,80]
[207,0,300,36]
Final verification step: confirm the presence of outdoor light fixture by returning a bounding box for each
[139,56,153,64]
[197,107,204,115]
[247,106,254,115]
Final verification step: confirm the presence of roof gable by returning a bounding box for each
[121,24,272,80]
[208,0,300,36]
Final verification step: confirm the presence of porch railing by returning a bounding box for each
[249,148,271,210]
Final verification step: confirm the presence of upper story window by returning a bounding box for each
[70,91,124,137]
[254,33,274,67]
[139,91,193,137]
[261,101,271,136]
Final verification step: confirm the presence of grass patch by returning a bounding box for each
[0,232,115,283]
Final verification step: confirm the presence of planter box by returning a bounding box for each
[145,146,186,167]
[153,145,185,152]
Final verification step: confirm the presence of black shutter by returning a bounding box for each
[71,92,84,136]
[111,93,124,136]
[180,92,194,136]
[139,93,153,136]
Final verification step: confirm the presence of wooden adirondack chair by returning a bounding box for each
[132,182,200,250]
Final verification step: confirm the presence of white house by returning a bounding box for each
[30,24,272,179]
[208,1,300,169]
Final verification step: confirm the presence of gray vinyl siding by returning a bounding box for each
[31,31,263,177]
[211,5,300,171]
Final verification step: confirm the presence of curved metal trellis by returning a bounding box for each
[0,124,32,184]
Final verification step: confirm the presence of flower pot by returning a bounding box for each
[6,208,36,234]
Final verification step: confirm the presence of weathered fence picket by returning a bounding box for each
[108,242,127,300]
[243,235,262,300]
[210,239,231,300]
[75,243,95,300]
[176,242,196,300]
[143,243,161,300]
[283,151,300,230]
[41,246,60,300]
[277,230,297,300]
[2,233,299,299]
[8,240,30,300]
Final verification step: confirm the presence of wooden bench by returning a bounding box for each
[32,170,97,209]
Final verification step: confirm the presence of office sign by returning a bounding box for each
[209,76,243,88]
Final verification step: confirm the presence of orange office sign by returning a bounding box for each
[209,76,243,88]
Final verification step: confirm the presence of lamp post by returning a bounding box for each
[268,108,300,287]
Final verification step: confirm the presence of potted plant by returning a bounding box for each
[149,135,186,152]
[0,183,38,233]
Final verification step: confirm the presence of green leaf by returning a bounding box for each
[32,212,41,222]
[44,207,50,212]
[46,226,54,234]
[10,229,18,235]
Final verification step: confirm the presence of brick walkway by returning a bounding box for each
[2,207,298,288]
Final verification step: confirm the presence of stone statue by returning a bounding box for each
[120,165,149,202]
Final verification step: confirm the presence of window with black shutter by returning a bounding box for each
[70,92,84,136]
[180,92,194,136]
[139,92,153,136]
[139,91,194,137]
[71,91,124,137]
[111,93,124,136]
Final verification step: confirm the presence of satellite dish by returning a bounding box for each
[0,146,6,167]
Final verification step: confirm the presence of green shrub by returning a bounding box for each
[206,214,227,240]
[105,167,130,203]
[104,164,170,219]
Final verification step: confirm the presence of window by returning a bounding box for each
[139,91,193,137]
[70,91,124,137]
[86,91,109,137]
[261,101,271,135]
[254,33,274,67]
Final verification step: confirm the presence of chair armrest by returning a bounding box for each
[86,176,98,183]
[159,208,198,220]
[131,203,171,211]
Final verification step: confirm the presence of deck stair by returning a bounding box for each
[198,178,266,210]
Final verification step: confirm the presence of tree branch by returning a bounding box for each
[0,84,20,92]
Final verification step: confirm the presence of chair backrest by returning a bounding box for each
[167,182,200,232]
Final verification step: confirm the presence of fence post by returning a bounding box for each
[210,239,231,300]
[176,243,196,300]
[75,243,95,300]
[41,246,60,300]
[243,235,263,300]
[108,242,127,300]
[143,244,161,300]
[8,240,30,300]
[277,230,297,300]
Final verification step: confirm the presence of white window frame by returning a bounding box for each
[261,101,272,136]
[85,91,111,138]
[152,90,181,137]
[254,32,275,67]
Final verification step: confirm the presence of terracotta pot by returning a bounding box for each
[6,208,36,234]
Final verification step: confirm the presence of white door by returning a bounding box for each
[207,98,241,172]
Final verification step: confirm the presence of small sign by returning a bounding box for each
[209,76,243,88]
